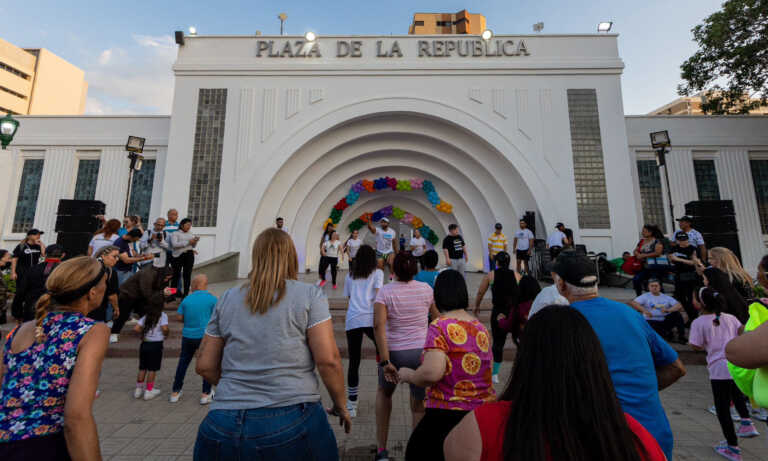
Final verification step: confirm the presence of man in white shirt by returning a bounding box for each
[628,279,686,343]
[512,220,535,274]
[546,223,568,260]
[140,217,170,268]
[674,216,707,262]
[367,217,398,276]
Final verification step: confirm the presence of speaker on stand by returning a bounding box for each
[683,200,741,262]
[55,200,106,258]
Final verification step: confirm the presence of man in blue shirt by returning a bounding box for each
[552,251,686,460]
[170,273,218,405]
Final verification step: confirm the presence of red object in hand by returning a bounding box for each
[168,288,178,295]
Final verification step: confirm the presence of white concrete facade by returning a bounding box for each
[1,34,767,277]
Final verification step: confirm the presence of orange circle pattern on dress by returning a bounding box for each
[446,323,468,345]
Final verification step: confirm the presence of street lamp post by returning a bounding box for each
[650,130,674,233]
[0,113,20,149]
[124,136,146,217]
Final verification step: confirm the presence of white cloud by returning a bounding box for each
[83,34,177,114]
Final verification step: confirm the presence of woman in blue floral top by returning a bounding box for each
[0,256,109,460]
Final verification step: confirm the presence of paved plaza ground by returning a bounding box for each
[91,357,768,461]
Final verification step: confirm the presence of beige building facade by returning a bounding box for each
[649,93,768,116]
[408,10,486,35]
[0,38,88,115]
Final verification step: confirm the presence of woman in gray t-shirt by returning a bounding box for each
[194,228,350,460]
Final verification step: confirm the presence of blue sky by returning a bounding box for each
[2,0,724,115]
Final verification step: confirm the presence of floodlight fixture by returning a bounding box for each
[597,22,613,32]
[304,31,317,42]
[481,29,493,41]
[188,26,197,35]
[533,22,544,32]
[650,130,671,149]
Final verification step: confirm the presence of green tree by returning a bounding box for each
[678,0,768,114]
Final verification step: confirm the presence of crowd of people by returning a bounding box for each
[1,211,768,461]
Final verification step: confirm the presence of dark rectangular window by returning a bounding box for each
[73,159,100,201]
[694,159,721,200]
[12,159,44,233]
[436,21,452,27]
[128,159,156,226]
[414,21,424,26]
[750,159,768,234]
[188,88,227,227]
[566,89,611,228]
[637,160,666,228]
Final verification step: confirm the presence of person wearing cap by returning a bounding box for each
[552,251,686,460]
[512,220,534,274]
[367,217,398,277]
[668,231,699,323]
[546,223,567,261]
[675,216,707,262]
[11,244,65,322]
[487,223,508,272]
[10,228,45,284]
[528,262,569,318]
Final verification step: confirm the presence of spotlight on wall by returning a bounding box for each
[533,22,544,33]
[481,29,493,41]
[597,22,613,32]
[304,31,317,42]
[188,26,197,35]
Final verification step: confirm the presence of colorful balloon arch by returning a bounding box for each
[346,205,440,246]
[324,177,453,230]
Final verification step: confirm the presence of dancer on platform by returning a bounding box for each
[318,232,341,289]
[344,229,363,271]
[474,251,520,383]
[343,245,383,417]
[367,217,397,279]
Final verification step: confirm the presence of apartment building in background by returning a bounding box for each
[649,93,768,116]
[0,37,88,115]
[408,10,486,35]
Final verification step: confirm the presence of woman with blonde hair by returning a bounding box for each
[0,256,110,460]
[194,228,350,461]
[707,247,754,301]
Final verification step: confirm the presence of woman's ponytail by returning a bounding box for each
[34,293,54,342]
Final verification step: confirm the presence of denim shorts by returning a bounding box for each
[193,401,338,461]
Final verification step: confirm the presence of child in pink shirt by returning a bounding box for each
[689,287,758,460]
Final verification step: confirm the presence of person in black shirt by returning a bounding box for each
[668,231,699,324]
[442,224,468,275]
[114,229,153,286]
[11,229,45,284]
[11,244,63,322]
[89,245,121,323]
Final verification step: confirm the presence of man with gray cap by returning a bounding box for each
[552,250,686,460]
[367,217,398,276]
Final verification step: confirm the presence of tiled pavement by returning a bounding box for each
[93,357,768,460]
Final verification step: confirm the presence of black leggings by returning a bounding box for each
[318,256,338,284]
[674,278,697,324]
[490,306,509,363]
[648,312,686,341]
[111,296,145,335]
[406,408,468,461]
[346,327,378,390]
[171,250,194,298]
[711,379,750,446]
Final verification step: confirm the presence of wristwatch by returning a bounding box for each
[379,359,390,368]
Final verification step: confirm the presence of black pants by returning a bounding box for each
[345,327,378,393]
[111,295,145,335]
[172,250,195,298]
[674,277,697,324]
[490,306,509,363]
[647,312,686,341]
[318,256,338,284]
[172,337,212,394]
[711,379,750,446]
[0,432,71,461]
[406,408,469,461]
[549,247,562,261]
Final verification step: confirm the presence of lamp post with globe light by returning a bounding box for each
[0,113,20,149]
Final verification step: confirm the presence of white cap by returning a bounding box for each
[381,217,390,223]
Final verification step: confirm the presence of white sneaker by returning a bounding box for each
[143,388,161,400]
[133,387,144,399]
[752,407,768,422]
[199,391,214,405]
[492,374,500,384]
[109,334,119,344]
[347,400,358,418]
[169,391,182,403]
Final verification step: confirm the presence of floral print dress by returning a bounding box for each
[0,312,94,442]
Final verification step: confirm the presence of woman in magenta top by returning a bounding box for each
[444,305,666,461]
[398,270,495,461]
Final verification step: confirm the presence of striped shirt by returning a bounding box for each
[488,232,508,256]
[374,281,434,351]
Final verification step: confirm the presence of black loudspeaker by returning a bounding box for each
[56,232,93,258]
[685,200,735,217]
[690,216,738,234]
[56,199,105,216]
[523,211,536,237]
[702,232,742,261]
[55,215,102,233]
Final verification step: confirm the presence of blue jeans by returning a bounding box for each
[172,337,211,394]
[194,402,338,461]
